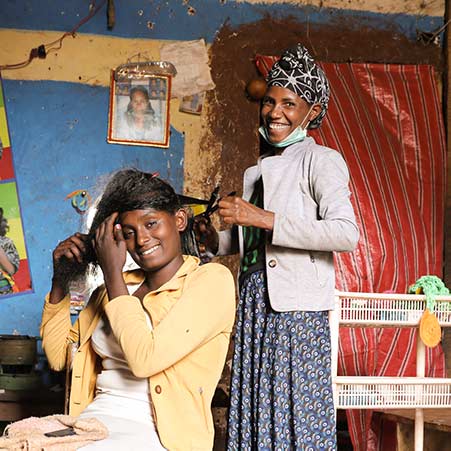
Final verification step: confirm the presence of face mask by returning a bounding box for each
[259,124,307,148]
[259,104,314,148]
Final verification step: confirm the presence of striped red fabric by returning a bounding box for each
[256,56,447,450]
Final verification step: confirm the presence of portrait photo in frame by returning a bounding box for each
[107,73,171,148]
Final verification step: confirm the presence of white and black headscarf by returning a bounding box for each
[266,44,330,129]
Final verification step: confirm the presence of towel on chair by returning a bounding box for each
[0,414,108,450]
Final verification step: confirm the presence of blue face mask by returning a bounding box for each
[259,105,314,148]
[259,124,307,148]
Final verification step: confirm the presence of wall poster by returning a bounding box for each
[0,77,32,297]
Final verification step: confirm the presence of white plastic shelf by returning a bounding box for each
[330,291,451,451]
[335,376,451,409]
[338,292,451,327]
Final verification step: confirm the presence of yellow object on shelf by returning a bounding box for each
[419,308,441,347]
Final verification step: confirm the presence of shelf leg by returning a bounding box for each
[414,331,425,451]
[414,408,424,451]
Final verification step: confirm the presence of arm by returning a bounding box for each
[40,294,77,371]
[42,232,90,369]
[0,238,19,275]
[41,214,127,371]
[272,151,359,252]
[49,233,89,304]
[218,196,274,231]
[0,247,16,275]
[104,263,235,378]
[92,213,128,300]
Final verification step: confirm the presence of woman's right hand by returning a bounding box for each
[193,216,219,256]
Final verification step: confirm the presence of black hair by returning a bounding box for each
[127,85,155,116]
[0,208,9,237]
[89,168,180,234]
[54,168,199,287]
[129,85,150,101]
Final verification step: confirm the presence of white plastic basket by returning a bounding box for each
[335,377,451,409]
[330,291,451,451]
[338,292,451,327]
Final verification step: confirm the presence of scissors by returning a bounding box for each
[200,187,236,220]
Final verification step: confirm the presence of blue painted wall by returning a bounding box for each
[0,0,443,42]
[1,79,184,335]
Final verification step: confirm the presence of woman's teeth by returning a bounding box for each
[269,123,288,129]
[141,245,159,256]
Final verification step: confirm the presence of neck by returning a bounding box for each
[271,146,285,156]
[144,255,185,292]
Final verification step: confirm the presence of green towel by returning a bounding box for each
[408,275,450,311]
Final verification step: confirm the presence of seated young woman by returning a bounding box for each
[40,169,236,450]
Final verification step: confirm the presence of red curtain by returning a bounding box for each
[256,57,447,450]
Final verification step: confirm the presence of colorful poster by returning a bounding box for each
[0,77,32,297]
[0,80,14,181]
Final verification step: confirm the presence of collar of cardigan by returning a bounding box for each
[122,255,200,292]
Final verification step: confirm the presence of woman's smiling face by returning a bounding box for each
[120,208,186,278]
[130,91,149,115]
[261,86,319,144]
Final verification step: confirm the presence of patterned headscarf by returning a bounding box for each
[266,44,330,129]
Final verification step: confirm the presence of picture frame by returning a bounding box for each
[107,72,171,148]
[179,92,205,115]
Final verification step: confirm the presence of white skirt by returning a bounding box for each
[77,392,165,450]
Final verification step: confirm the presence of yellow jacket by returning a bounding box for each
[40,256,236,450]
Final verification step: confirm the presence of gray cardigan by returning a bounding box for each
[218,136,359,311]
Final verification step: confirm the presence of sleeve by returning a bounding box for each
[217,226,239,256]
[104,264,236,378]
[1,237,20,274]
[272,151,359,252]
[40,294,78,371]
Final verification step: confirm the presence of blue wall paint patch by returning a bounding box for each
[0,0,444,43]
[1,79,184,335]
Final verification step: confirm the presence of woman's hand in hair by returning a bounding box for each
[193,216,219,256]
[93,213,128,300]
[49,232,89,304]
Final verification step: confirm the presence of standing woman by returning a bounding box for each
[197,44,359,449]
[41,169,236,450]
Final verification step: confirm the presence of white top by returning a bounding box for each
[80,282,156,426]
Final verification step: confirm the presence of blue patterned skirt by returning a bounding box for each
[226,270,337,450]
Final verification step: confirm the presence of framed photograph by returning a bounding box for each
[179,92,205,115]
[107,73,171,148]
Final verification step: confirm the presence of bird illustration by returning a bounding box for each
[65,189,92,214]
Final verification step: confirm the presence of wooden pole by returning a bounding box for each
[443,0,451,378]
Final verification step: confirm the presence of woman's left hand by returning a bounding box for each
[93,212,127,278]
[218,195,275,230]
